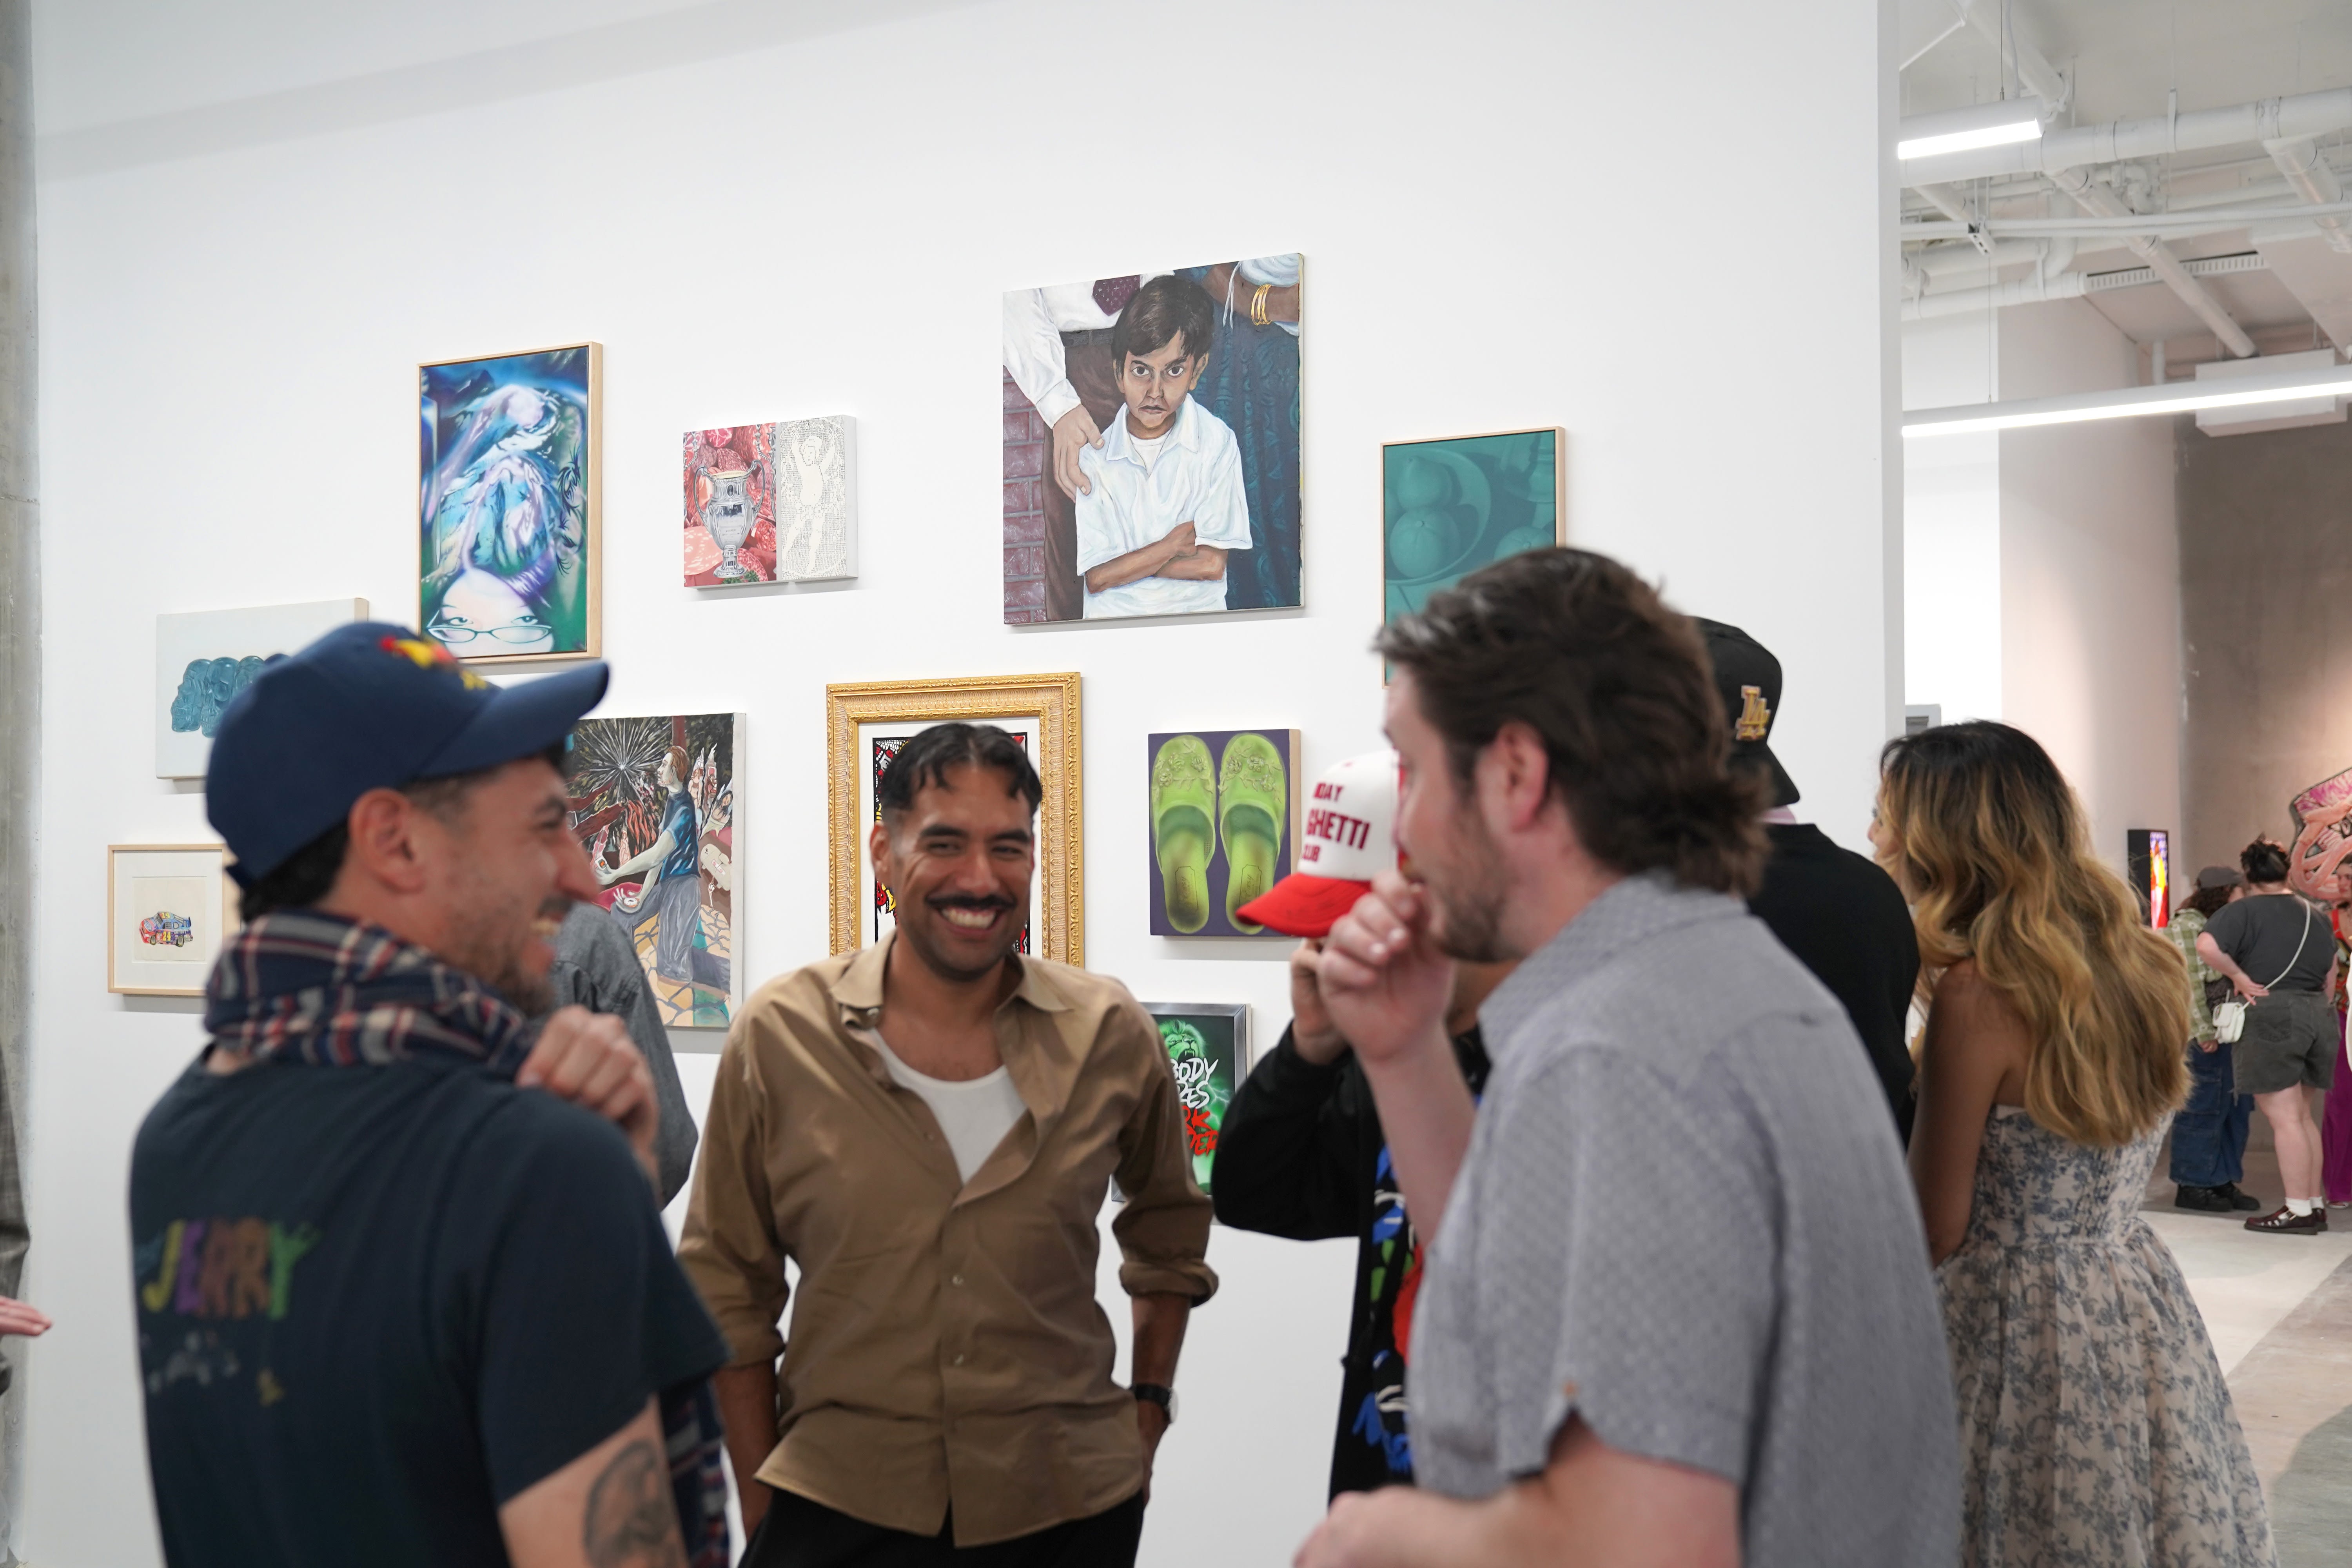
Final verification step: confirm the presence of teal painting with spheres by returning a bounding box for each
[1382,427,1561,626]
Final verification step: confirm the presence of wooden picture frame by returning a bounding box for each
[108,844,237,997]
[419,341,602,664]
[827,673,1083,964]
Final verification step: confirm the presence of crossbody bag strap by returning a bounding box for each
[2267,904,2315,990]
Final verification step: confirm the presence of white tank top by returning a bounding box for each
[871,1038,1029,1183]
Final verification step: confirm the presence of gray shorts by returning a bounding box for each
[2233,989,2339,1096]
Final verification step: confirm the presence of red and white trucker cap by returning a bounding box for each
[1234,748,1399,938]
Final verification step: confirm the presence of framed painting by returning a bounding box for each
[1140,1002,1250,1200]
[419,343,601,662]
[1002,256,1302,624]
[1382,426,1563,626]
[154,598,367,779]
[1146,728,1300,937]
[827,673,1083,964]
[566,713,740,1028]
[684,417,857,587]
[109,844,236,997]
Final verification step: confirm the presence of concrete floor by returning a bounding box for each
[2143,1105,2352,1567]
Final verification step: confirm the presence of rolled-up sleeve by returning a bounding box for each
[1107,1003,1218,1303]
[677,1027,791,1366]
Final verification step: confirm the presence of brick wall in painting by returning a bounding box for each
[1002,371,1047,623]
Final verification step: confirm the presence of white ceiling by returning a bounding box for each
[1902,0,2352,357]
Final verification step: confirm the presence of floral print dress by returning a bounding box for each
[1937,1107,2275,1566]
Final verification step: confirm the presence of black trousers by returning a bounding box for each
[740,1489,1145,1568]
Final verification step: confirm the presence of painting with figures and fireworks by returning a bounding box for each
[565,713,740,1027]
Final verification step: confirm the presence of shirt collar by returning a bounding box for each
[1477,872,1745,1062]
[828,930,1071,1019]
[1099,396,1200,468]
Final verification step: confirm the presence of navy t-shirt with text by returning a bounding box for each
[131,1054,726,1567]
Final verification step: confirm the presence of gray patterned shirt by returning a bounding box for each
[1408,874,1960,1566]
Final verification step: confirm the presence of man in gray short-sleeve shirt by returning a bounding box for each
[1295,550,1958,1568]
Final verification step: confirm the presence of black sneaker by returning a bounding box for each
[2246,1206,2325,1234]
[2215,1182,2263,1212]
[2173,1185,2234,1213]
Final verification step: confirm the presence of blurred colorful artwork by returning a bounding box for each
[1382,427,1563,625]
[684,417,856,587]
[1146,729,1300,937]
[154,599,368,779]
[1002,256,1302,624]
[2126,828,2170,927]
[1142,1003,1249,1198]
[2289,764,2352,902]
[567,713,739,1027]
[420,344,599,662]
[110,847,234,996]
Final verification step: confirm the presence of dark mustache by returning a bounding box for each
[927,894,1014,913]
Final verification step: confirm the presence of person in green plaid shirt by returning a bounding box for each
[2169,866,2261,1212]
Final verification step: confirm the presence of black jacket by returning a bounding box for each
[1748,822,1921,1142]
[1212,1025,1490,1498]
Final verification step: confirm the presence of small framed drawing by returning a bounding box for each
[684,417,857,587]
[1146,728,1300,936]
[827,673,1083,964]
[109,844,236,997]
[566,713,742,1029]
[155,599,368,780]
[1382,426,1563,627]
[419,343,601,663]
[1140,1002,1250,1201]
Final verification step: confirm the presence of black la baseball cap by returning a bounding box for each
[206,622,608,887]
[1692,617,1798,809]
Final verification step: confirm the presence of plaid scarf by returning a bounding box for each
[205,911,730,1566]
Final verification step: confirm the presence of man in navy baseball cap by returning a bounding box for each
[136,621,734,1567]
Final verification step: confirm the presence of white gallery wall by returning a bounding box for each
[22,2,1899,1563]
[1898,301,2183,869]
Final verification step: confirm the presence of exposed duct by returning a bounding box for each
[2264,138,2352,255]
[1904,85,2352,187]
[2049,166,2257,356]
[1902,250,2267,321]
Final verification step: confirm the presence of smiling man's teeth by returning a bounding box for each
[940,906,998,929]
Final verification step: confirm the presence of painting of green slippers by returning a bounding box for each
[1147,728,1300,937]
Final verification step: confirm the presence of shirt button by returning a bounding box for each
[951,1274,964,1287]
[953,1354,965,1366]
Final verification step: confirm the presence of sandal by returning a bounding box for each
[1217,733,1289,933]
[2245,1205,2325,1234]
[1151,736,1217,934]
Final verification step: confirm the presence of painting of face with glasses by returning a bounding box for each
[1001,255,1301,624]
[420,343,600,662]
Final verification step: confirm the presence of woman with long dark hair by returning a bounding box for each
[2198,837,2339,1232]
[1872,721,2272,1567]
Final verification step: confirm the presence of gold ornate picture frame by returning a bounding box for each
[827,673,1083,964]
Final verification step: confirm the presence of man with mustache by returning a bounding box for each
[682,722,1215,1568]
[130,622,732,1566]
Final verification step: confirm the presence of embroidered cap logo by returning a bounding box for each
[1735,685,1771,742]
[379,634,490,691]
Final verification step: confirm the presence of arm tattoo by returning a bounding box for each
[583,1439,687,1568]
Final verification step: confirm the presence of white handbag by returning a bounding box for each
[2213,904,2312,1045]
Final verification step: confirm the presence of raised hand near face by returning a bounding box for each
[1316,869,1457,1067]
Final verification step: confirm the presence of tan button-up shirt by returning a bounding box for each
[677,935,1217,1546]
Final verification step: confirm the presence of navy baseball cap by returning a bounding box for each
[206,622,609,886]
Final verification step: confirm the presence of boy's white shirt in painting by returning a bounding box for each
[1074,397,1252,620]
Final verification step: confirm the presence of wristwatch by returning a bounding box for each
[1132,1382,1179,1423]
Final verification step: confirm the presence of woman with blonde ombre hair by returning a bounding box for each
[1871,721,2273,1568]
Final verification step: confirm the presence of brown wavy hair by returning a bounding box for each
[1876,721,2187,1145]
[1375,548,1765,896]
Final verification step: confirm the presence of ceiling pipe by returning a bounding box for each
[1913,182,1975,224]
[1954,0,2070,110]
[2264,138,2352,255]
[1902,270,2088,320]
[1904,84,2352,185]
[2049,166,2257,356]
[1913,238,2049,276]
[1902,199,2340,241]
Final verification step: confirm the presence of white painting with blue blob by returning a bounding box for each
[154,599,368,779]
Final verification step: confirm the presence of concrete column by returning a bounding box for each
[0,0,34,1557]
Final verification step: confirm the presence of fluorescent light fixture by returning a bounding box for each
[1897,98,2044,161]
[1904,361,2352,437]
